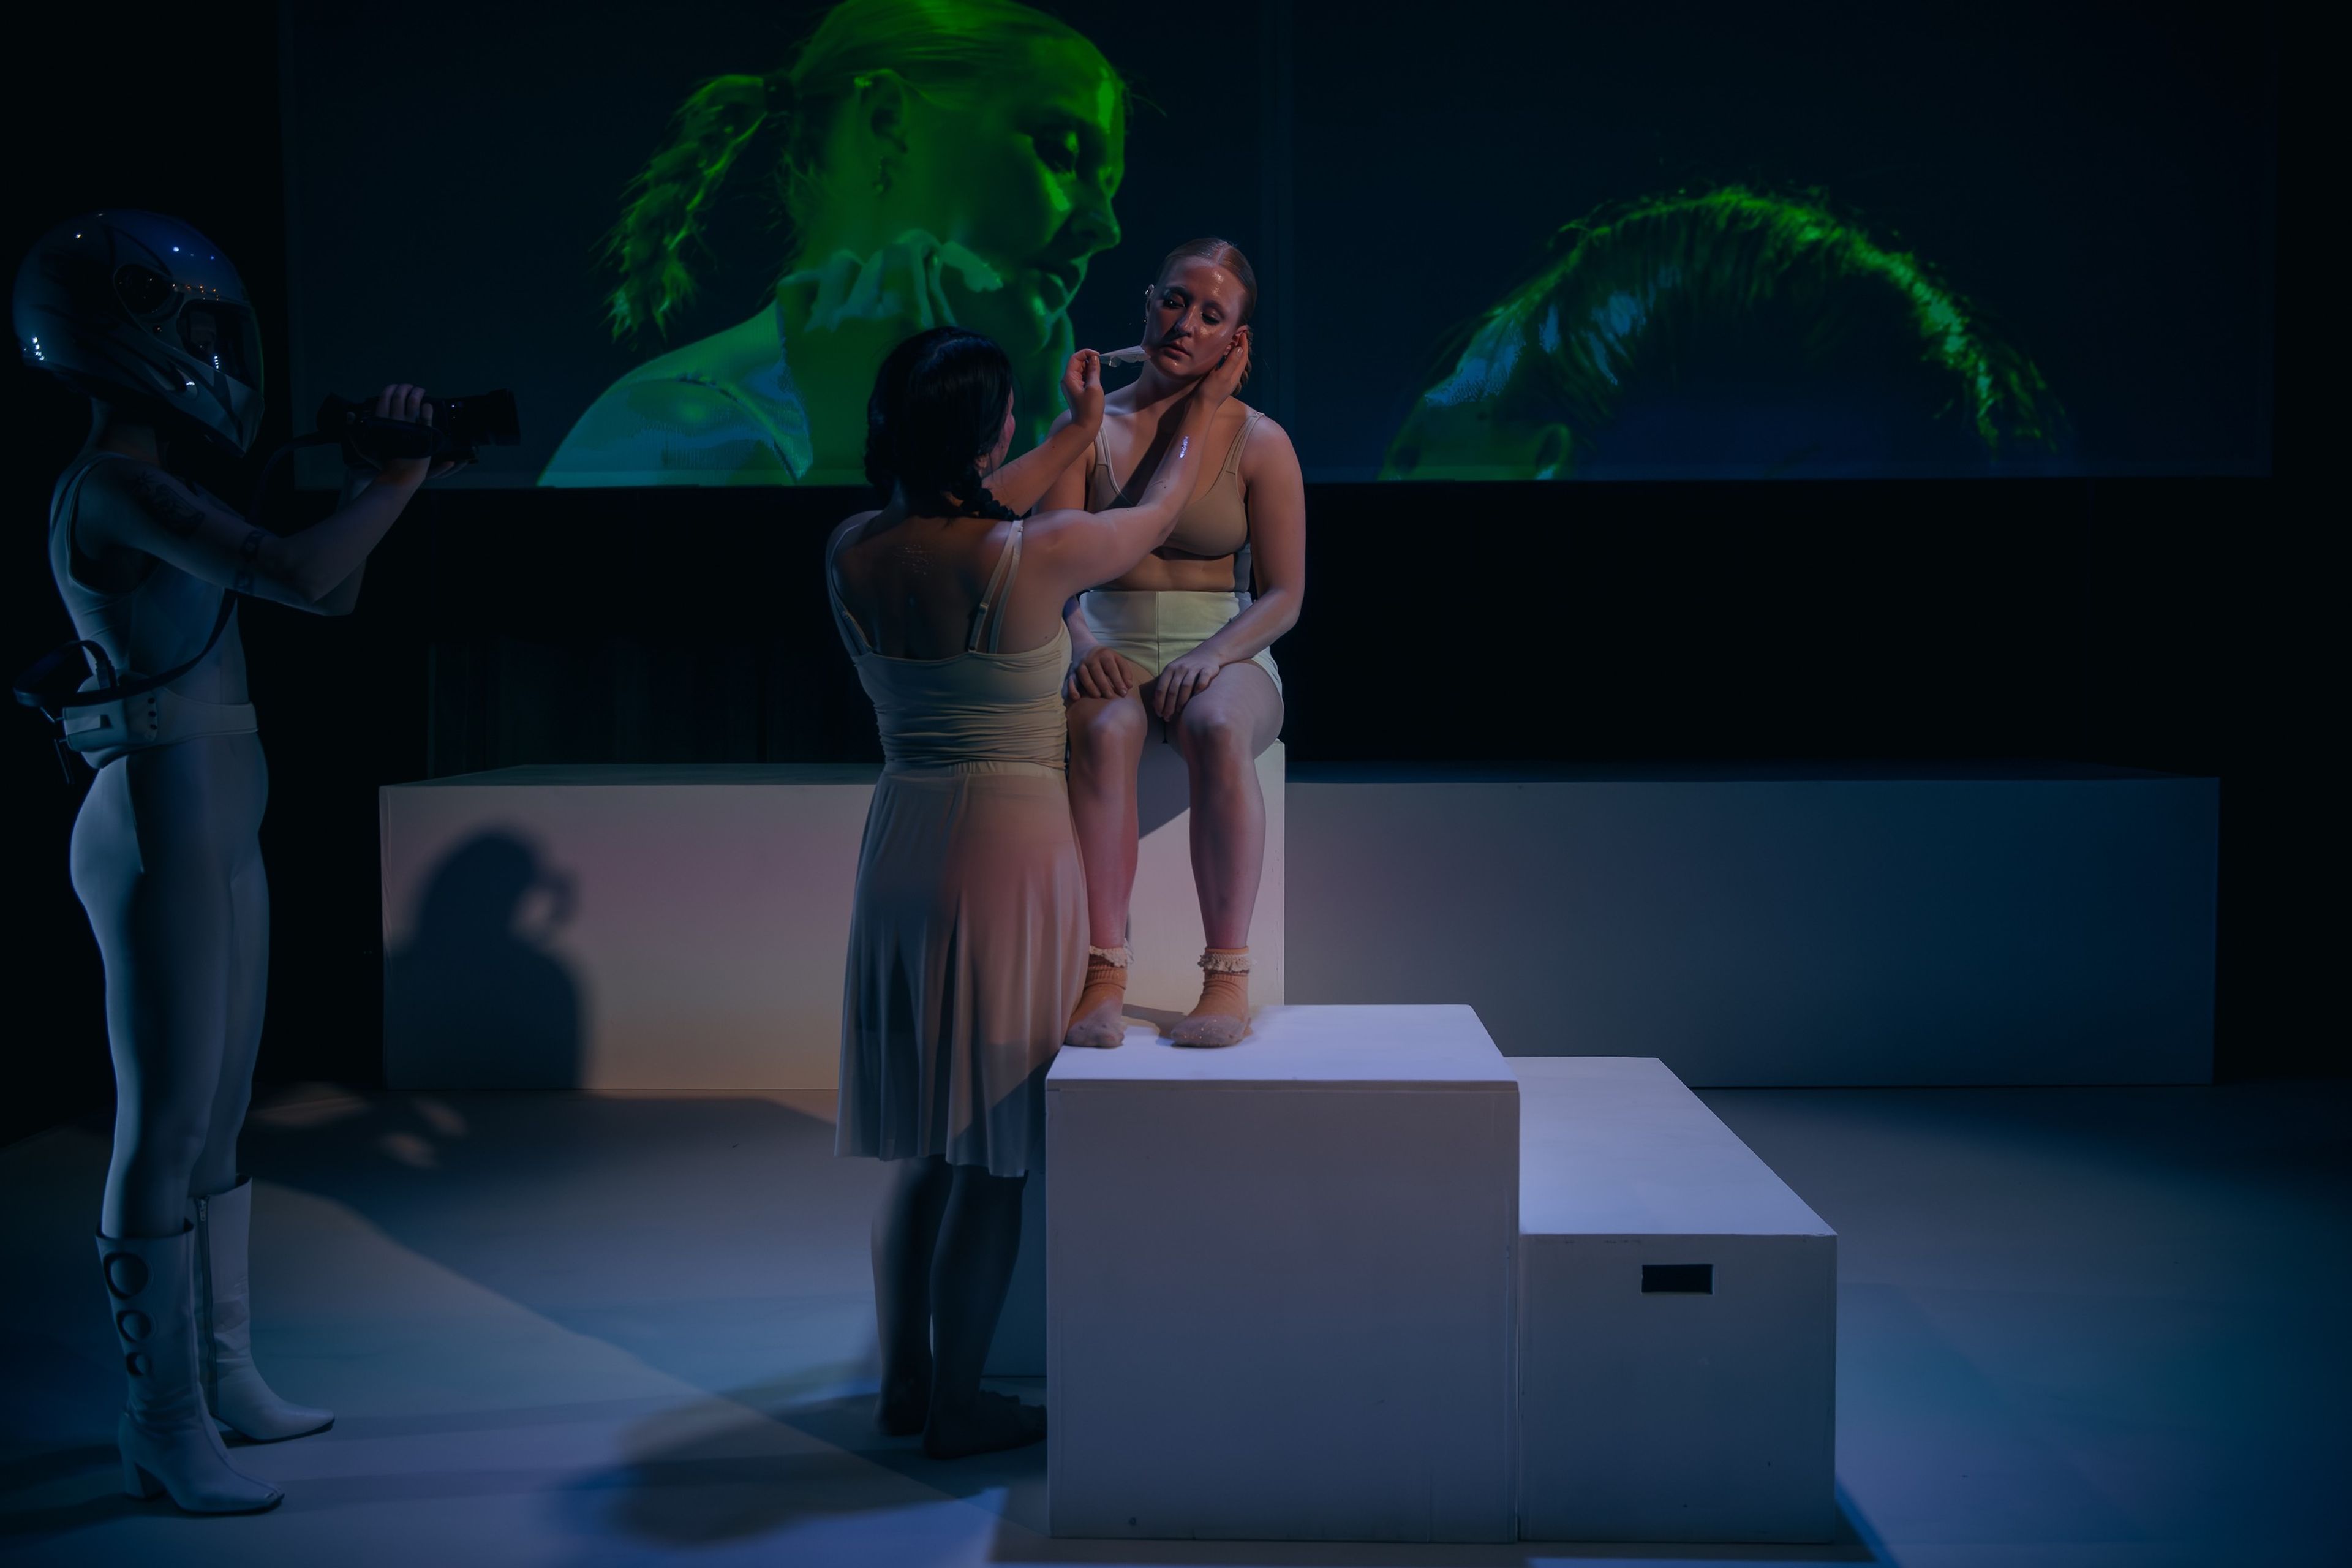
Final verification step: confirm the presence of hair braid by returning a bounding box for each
[951,462,1022,521]
[865,326,1022,516]
[604,72,780,343]
[600,2,1121,350]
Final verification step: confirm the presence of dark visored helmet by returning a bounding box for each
[13,211,264,453]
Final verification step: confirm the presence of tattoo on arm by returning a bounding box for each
[128,470,209,538]
[234,529,264,596]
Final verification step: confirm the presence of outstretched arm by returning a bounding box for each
[80,385,446,612]
[1027,330,1252,601]
[982,349,1104,515]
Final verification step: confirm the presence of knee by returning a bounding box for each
[1179,706,1250,768]
[119,1105,209,1180]
[1072,700,1144,757]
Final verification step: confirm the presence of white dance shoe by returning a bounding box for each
[98,1228,282,1513]
[193,1178,334,1441]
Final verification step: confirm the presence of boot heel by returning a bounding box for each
[100,1234,284,1513]
[122,1453,163,1500]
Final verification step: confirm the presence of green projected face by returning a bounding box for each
[541,6,1128,488]
[893,38,1126,356]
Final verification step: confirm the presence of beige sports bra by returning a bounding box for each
[1086,408,1263,590]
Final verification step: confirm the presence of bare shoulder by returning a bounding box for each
[827,509,883,557]
[1236,407,1300,477]
[620,310,780,388]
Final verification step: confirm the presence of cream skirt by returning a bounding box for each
[836,760,1085,1177]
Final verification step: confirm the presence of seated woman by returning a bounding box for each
[1041,239,1306,1049]
[1379,187,2065,480]
[827,325,1248,1456]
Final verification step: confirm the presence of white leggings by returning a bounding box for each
[71,733,270,1240]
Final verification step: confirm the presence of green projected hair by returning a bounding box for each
[1416,187,2062,458]
[605,0,1114,343]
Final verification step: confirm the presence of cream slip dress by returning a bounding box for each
[827,521,1085,1177]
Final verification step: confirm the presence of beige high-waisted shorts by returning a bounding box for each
[1079,590,1281,694]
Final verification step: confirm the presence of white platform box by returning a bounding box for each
[1515,1057,1835,1544]
[377,755,1283,1092]
[1047,1005,1518,1542]
[988,736,1289,1376]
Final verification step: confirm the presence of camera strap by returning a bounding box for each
[12,589,238,721]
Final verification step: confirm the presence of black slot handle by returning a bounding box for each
[1642,1263,1714,1294]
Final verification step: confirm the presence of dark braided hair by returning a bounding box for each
[866,328,1023,519]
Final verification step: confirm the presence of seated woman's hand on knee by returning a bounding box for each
[1153,650,1226,722]
[1065,645,1134,702]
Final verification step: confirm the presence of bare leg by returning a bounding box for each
[1175,663,1284,948]
[872,1155,949,1434]
[1170,665,1285,1045]
[1065,663,1152,1046]
[923,1164,1044,1458]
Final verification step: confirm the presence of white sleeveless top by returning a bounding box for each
[46,453,255,756]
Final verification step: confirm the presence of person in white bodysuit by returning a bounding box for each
[17,211,455,1515]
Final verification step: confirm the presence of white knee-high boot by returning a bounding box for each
[193,1178,333,1441]
[99,1229,282,1513]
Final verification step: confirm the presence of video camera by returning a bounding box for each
[316,389,520,466]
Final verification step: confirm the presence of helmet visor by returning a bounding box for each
[173,300,260,388]
[111,262,262,392]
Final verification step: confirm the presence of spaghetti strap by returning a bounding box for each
[1222,409,1264,476]
[969,521,1025,653]
[823,530,875,655]
[1224,412,1264,594]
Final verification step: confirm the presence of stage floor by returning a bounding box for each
[2,1080,2345,1567]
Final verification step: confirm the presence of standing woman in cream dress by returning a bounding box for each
[828,324,1248,1457]
[1040,239,1305,1047]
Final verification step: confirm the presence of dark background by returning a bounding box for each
[279,1,2273,482]
[2,2,2329,1155]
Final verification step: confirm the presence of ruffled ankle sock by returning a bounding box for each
[1063,946,1131,1048]
[1170,948,1251,1047]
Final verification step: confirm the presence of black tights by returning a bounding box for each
[872,1155,1027,1418]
